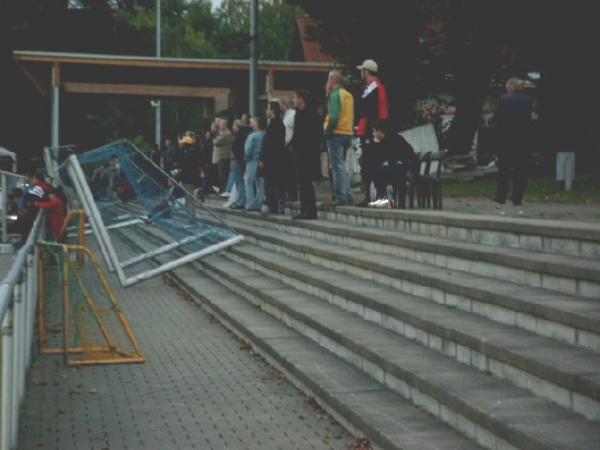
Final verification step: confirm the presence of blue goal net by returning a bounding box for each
[46,140,242,286]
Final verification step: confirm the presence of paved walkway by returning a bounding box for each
[17,239,352,450]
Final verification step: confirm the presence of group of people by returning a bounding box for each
[8,170,67,243]
[156,58,418,219]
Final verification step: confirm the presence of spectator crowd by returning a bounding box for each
[153,59,418,219]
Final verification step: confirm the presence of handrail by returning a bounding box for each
[0,210,43,322]
[0,209,44,450]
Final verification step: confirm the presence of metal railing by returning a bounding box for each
[0,211,44,450]
[0,171,28,245]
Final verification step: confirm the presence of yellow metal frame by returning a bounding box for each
[37,240,145,366]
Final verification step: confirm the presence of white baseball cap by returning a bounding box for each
[357,59,378,73]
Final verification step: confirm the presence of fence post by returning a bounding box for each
[1,310,13,450]
[10,284,21,448]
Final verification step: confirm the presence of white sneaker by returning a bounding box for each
[220,192,230,198]
[211,186,220,194]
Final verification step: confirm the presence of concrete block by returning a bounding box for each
[497,233,519,248]
[414,328,429,346]
[455,413,477,443]
[549,238,579,257]
[448,227,468,241]
[382,315,405,336]
[536,318,576,345]
[495,438,519,450]
[456,344,471,365]
[577,330,600,352]
[439,404,458,428]
[384,373,411,399]
[470,351,488,372]
[404,323,416,339]
[518,234,544,252]
[429,334,443,352]
[473,423,498,450]
[410,386,440,416]
[472,302,516,327]
[572,392,600,421]
[448,257,470,272]
[524,271,542,289]
[361,357,385,384]
[442,340,457,358]
[581,243,600,259]
[364,308,383,325]
[541,274,577,296]
[515,312,537,333]
[431,288,445,304]
[578,280,600,299]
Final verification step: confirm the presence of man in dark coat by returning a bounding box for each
[492,77,534,208]
[289,90,322,219]
[260,101,287,214]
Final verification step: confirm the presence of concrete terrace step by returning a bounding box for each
[283,202,600,260]
[194,254,600,450]
[224,242,600,421]
[218,215,600,352]
[211,206,600,300]
[118,229,483,450]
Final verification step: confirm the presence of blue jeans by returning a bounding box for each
[229,160,246,206]
[326,135,354,205]
[244,159,265,210]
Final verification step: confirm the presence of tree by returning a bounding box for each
[291,0,600,164]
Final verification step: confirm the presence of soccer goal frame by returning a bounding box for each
[62,153,242,287]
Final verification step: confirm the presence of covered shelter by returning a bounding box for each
[13,50,336,147]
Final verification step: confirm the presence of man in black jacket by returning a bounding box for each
[290,90,322,219]
[260,101,287,215]
[492,77,534,208]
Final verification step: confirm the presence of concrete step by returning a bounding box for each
[282,202,600,260]
[117,228,483,450]
[210,206,600,300]
[194,254,600,450]
[224,242,600,421]
[216,215,600,353]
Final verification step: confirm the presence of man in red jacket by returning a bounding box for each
[356,59,389,206]
[34,187,67,241]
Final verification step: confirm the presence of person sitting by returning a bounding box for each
[34,186,67,241]
[369,120,417,207]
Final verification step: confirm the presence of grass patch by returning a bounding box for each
[443,172,600,204]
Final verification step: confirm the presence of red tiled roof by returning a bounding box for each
[296,17,336,63]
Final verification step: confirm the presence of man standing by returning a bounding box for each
[260,102,287,215]
[280,97,298,202]
[176,132,200,212]
[492,77,534,209]
[324,70,354,206]
[213,119,234,193]
[290,90,322,219]
[356,59,389,206]
[229,119,252,209]
[244,117,266,211]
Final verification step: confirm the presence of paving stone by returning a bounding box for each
[17,238,352,450]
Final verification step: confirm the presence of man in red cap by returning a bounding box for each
[356,59,389,206]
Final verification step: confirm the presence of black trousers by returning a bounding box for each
[265,173,285,213]
[374,164,407,204]
[495,155,529,205]
[284,148,299,201]
[298,170,316,215]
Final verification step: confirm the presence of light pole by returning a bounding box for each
[249,0,259,116]
[155,0,162,148]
